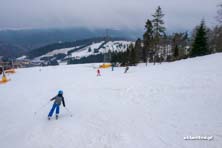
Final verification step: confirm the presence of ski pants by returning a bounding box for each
[48,103,60,117]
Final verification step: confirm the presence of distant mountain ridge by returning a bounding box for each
[0,28,141,59]
[0,41,27,59]
[0,28,141,49]
[27,37,132,61]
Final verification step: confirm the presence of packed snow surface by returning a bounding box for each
[1,53,222,148]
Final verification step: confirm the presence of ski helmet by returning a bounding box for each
[58,90,63,95]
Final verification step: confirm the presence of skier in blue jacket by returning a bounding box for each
[48,90,66,120]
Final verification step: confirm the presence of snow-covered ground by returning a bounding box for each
[102,41,132,53]
[70,41,131,58]
[35,40,132,60]
[35,46,79,61]
[70,41,105,58]
[1,53,222,148]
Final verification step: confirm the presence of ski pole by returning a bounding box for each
[64,107,73,117]
[34,101,51,115]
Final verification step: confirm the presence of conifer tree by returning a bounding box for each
[173,45,179,58]
[143,19,154,63]
[88,47,92,52]
[191,20,209,57]
[217,4,222,24]
[152,6,166,53]
[135,38,142,62]
[129,44,138,66]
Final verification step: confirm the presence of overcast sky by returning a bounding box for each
[0,0,221,32]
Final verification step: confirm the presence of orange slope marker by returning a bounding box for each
[5,69,16,74]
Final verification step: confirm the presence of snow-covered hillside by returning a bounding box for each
[35,40,132,61]
[41,46,79,57]
[1,53,222,148]
[70,41,105,58]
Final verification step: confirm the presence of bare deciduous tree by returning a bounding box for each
[217,4,222,24]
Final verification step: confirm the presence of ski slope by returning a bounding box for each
[1,53,222,148]
[34,40,132,61]
[70,41,105,58]
[34,46,79,61]
[70,41,131,58]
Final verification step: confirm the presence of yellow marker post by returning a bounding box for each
[0,69,10,84]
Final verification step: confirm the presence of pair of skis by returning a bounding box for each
[47,108,73,120]
[48,115,58,120]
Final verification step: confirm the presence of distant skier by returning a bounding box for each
[97,69,101,76]
[111,63,114,71]
[124,66,129,73]
[0,66,2,75]
[48,90,66,120]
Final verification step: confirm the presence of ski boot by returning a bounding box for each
[56,115,58,120]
